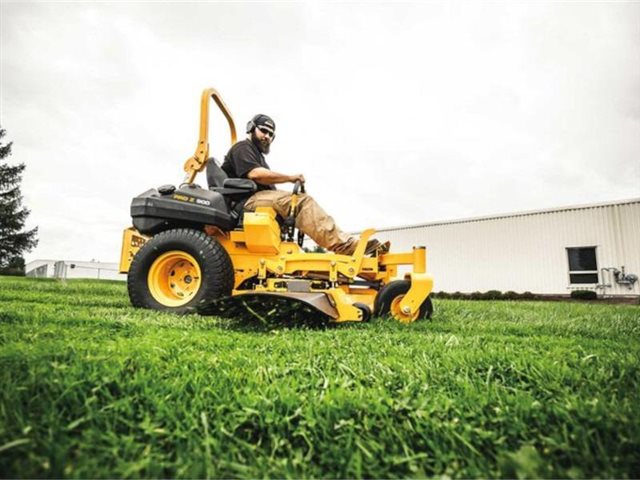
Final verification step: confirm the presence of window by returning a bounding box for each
[567,247,598,284]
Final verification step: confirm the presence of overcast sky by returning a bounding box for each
[1,1,639,264]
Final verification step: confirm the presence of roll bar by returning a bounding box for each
[182,88,238,184]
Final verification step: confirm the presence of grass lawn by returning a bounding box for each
[0,276,639,478]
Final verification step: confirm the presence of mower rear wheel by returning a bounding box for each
[374,280,433,323]
[128,228,234,314]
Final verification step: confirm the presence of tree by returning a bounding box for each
[0,127,38,275]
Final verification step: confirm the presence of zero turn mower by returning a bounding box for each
[119,88,434,323]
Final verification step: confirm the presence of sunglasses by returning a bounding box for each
[257,126,275,138]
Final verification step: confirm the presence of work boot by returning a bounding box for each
[365,238,390,256]
[333,237,358,255]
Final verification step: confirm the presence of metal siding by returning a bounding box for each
[26,260,126,281]
[375,201,640,296]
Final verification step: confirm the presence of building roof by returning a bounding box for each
[374,197,640,233]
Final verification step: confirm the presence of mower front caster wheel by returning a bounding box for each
[353,302,372,322]
[374,280,433,323]
[127,228,234,314]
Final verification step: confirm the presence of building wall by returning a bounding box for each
[373,200,640,296]
[27,264,50,278]
[26,260,125,281]
[25,260,56,278]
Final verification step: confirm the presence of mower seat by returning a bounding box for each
[206,157,227,188]
[206,158,257,191]
[206,158,257,228]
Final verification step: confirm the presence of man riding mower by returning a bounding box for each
[119,88,434,323]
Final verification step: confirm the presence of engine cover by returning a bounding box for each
[130,184,234,234]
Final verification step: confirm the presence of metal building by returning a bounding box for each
[372,198,640,298]
[25,260,125,281]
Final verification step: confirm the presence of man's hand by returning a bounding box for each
[289,174,305,184]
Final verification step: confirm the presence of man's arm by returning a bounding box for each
[247,167,305,185]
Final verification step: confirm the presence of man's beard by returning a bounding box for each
[251,132,271,154]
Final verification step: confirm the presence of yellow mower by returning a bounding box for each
[119,88,434,323]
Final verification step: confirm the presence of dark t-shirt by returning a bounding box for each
[221,139,275,191]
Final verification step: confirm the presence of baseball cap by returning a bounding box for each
[249,114,276,134]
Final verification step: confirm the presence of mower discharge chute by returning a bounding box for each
[119,88,434,323]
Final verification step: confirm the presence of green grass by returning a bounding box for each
[0,276,639,478]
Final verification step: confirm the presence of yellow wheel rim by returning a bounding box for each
[148,251,202,307]
[389,295,419,324]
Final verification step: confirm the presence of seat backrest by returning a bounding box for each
[206,158,228,189]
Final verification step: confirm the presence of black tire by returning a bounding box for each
[374,280,434,320]
[353,302,372,322]
[127,228,234,314]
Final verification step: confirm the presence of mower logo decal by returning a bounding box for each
[196,198,211,206]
